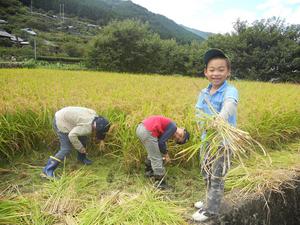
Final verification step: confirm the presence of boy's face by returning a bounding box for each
[204,58,230,89]
[173,128,185,143]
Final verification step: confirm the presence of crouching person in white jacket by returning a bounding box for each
[41,106,110,179]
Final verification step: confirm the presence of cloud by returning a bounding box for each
[288,6,300,24]
[257,0,300,24]
[286,0,300,4]
[131,0,299,33]
[193,9,257,34]
[132,0,214,15]
[132,0,251,33]
[131,0,215,26]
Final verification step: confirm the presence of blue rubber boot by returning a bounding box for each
[77,152,92,165]
[41,156,61,178]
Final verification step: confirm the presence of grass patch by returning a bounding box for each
[226,141,300,197]
[78,189,187,225]
[0,153,204,224]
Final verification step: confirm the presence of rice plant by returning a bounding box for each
[0,198,30,224]
[0,68,300,223]
[0,196,56,225]
[0,69,299,167]
[0,109,53,161]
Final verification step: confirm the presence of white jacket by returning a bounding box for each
[55,106,97,150]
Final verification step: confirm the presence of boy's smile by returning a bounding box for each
[204,58,230,90]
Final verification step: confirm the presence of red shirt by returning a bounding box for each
[143,115,172,137]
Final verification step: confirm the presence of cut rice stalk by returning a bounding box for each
[176,97,270,176]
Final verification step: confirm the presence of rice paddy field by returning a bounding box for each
[0,68,300,224]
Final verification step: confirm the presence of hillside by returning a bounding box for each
[18,0,205,43]
[0,0,105,60]
[0,0,207,61]
[181,25,214,39]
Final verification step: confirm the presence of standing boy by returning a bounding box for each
[136,115,190,189]
[192,49,238,222]
[41,106,110,178]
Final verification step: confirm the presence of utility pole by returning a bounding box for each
[34,38,36,60]
[30,0,32,13]
[59,4,65,23]
[62,4,64,23]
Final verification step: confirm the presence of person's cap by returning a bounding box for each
[204,48,227,66]
[94,116,110,140]
[177,129,190,145]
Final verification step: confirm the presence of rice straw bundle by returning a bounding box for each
[176,97,269,175]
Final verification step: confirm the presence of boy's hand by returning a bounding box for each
[209,116,224,130]
[163,153,171,164]
[98,140,105,151]
[79,147,87,154]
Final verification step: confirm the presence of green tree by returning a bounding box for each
[206,17,300,81]
[87,19,202,75]
[157,39,190,75]
[185,40,207,76]
[64,43,84,57]
[87,19,162,73]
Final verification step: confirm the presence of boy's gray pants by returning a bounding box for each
[202,152,229,215]
[136,123,165,176]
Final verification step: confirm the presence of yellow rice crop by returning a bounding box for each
[0,68,299,162]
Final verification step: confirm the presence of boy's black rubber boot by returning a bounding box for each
[145,158,154,177]
[154,175,171,190]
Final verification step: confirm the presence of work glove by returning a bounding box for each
[163,153,171,164]
[79,147,87,154]
[98,140,105,151]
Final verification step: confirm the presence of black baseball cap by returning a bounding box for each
[176,129,190,145]
[204,49,227,66]
[94,116,110,140]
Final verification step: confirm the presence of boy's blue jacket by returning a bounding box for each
[195,80,238,127]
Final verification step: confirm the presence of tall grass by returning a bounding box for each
[245,109,300,148]
[0,69,299,170]
[102,108,144,171]
[0,109,53,161]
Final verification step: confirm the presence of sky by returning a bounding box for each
[131,0,300,33]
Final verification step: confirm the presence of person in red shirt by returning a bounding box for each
[136,115,190,189]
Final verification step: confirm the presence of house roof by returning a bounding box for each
[0,30,13,38]
[21,28,37,35]
[10,36,24,42]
